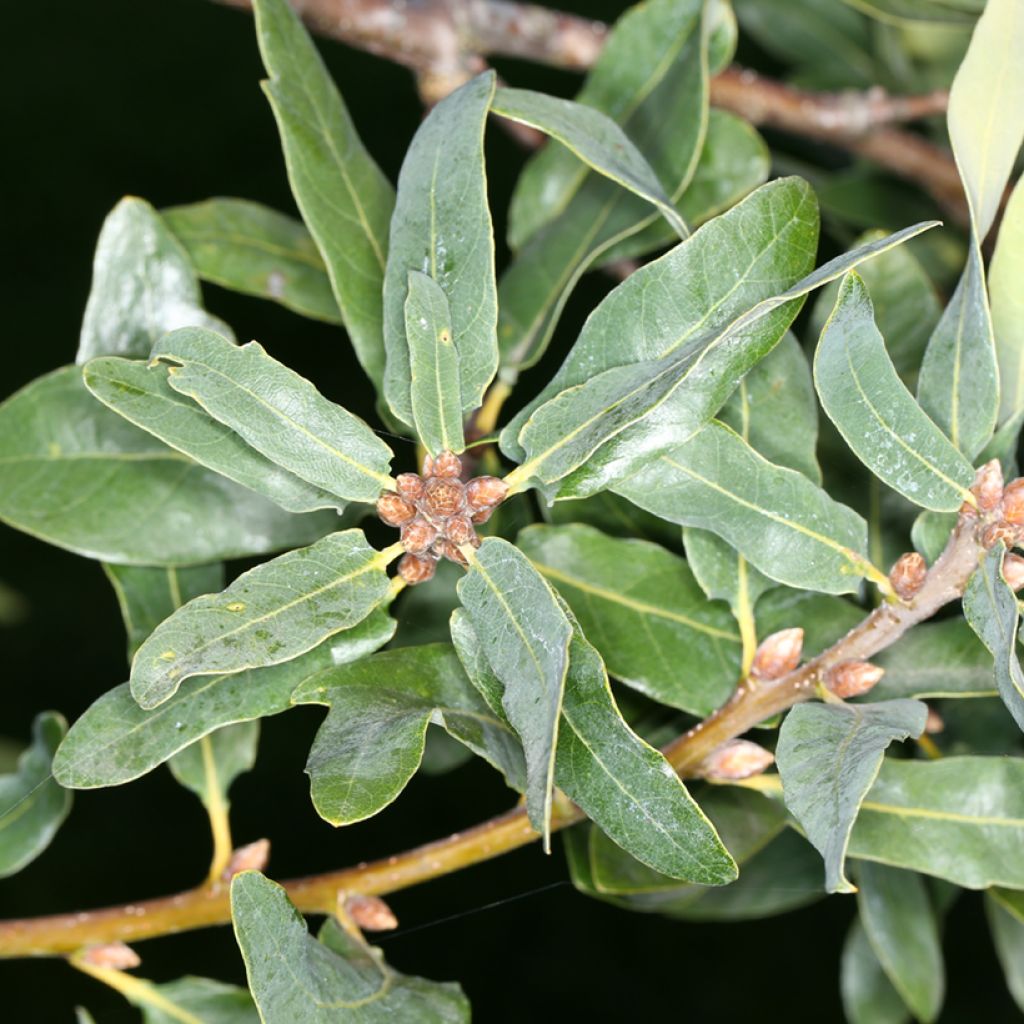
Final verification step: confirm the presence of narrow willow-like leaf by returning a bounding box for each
[963,544,1024,731]
[517,524,740,715]
[85,358,342,514]
[153,328,394,502]
[841,0,979,26]
[857,861,945,1023]
[231,872,470,1021]
[986,893,1024,1013]
[544,489,681,549]
[0,368,329,565]
[816,273,975,511]
[405,271,464,456]
[777,699,927,892]
[168,723,260,813]
[253,0,395,387]
[492,87,687,238]
[163,198,341,324]
[456,538,572,848]
[684,529,773,635]
[870,619,995,700]
[992,179,1024,425]
[76,197,231,365]
[293,644,524,825]
[134,976,259,1023]
[841,921,912,1024]
[615,422,875,595]
[104,563,225,660]
[0,713,71,878]
[383,72,497,427]
[130,531,394,710]
[53,615,393,789]
[847,756,1024,888]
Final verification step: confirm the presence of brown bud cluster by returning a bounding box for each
[381,452,509,585]
[889,552,927,601]
[750,628,803,681]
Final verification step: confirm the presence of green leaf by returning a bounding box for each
[963,544,1024,732]
[126,976,259,1024]
[0,713,71,878]
[130,530,394,710]
[871,619,995,700]
[516,523,741,715]
[76,197,231,365]
[615,422,876,595]
[85,357,344,515]
[842,0,980,26]
[684,529,774,631]
[75,1010,96,1024]
[153,328,394,503]
[910,509,956,564]
[253,0,395,388]
[231,872,470,1021]
[777,699,927,892]
[382,72,497,428]
[543,489,681,549]
[163,198,341,324]
[847,756,1024,888]
[456,538,571,847]
[104,563,225,660]
[405,271,464,457]
[0,368,327,565]
[992,179,1024,425]
[841,921,912,1024]
[292,644,525,825]
[986,892,1024,1013]
[492,86,687,238]
[857,861,945,1022]
[168,723,260,812]
[53,615,393,789]
[816,272,975,511]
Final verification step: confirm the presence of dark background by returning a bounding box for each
[0,2,1017,1021]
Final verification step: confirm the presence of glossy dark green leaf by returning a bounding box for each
[777,699,927,892]
[870,619,995,700]
[231,872,470,1021]
[963,544,1024,731]
[0,368,327,565]
[382,72,497,427]
[816,272,975,511]
[168,723,260,813]
[456,538,571,846]
[992,179,1024,425]
[841,921,912,1024]
[986,892,1024,1013]
[616,422,875,594]
[76,198,231,365]
[85,357,343,514]
[857,861,945,1022]
[848,756,1024,888]
[153,328,394,503]
[405,271,464,457]
[492,87,687,238]
[292,644,524,824]
[53,615,393,789]
[517,524,740,715]
[684,529,773,637]
[130,530,395,710]
[544,489,680,549]
[163,198,341,324]
[135,976,259,1023]
[0,713,71,878]
[253,0,394,388]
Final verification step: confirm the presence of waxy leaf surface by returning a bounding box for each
[841,921,912,1024]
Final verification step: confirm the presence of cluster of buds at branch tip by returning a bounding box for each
[221,839,270,883]
[827,660,884,699]
[698,739,775,781]
[377,451,508,585]
[749,628,803,681]
[343,893,399,932]
[79,942,141,970]
[889,551,927,601]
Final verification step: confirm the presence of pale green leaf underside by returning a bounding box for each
[168,723,260,811]
[132,976,259,1024]
[991,179,1024,426]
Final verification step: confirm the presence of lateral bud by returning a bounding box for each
[1003,553,1024,591]
[925,708,945,734]
[222,839,270,882]
[1003,479,1024,527]
[972,458,1004,511]
[343,893,399,932]
[699,739,775,781]
[79,942,141,970]
[982,522,1017,550]
[889,552,927,601]
[828,660,884,698]
[750,628,803,680]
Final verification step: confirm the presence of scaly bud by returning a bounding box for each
[423,477,465,519]
[376,491,417,527]
[222,839,270,881]
[344,893,398,932]
[395,472,425,501]
[398,552,437,585]
[471,505,495,525]
[889,552,927,601]
[434,538,469,566]
[432,450,462,478]
[400,516,438,555]
[925,708,945,735]
[1003,479,1024,526]
[466,475,509,511]
[420,453,434,477]
[750,628,803,680]
[80,943,141,970]
[446,514,478,548]
[1004,553,1024,591]
[972,458,1004,511]
[700,739,774,781]
[983,522,1018,550]
[828,660,884,698]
